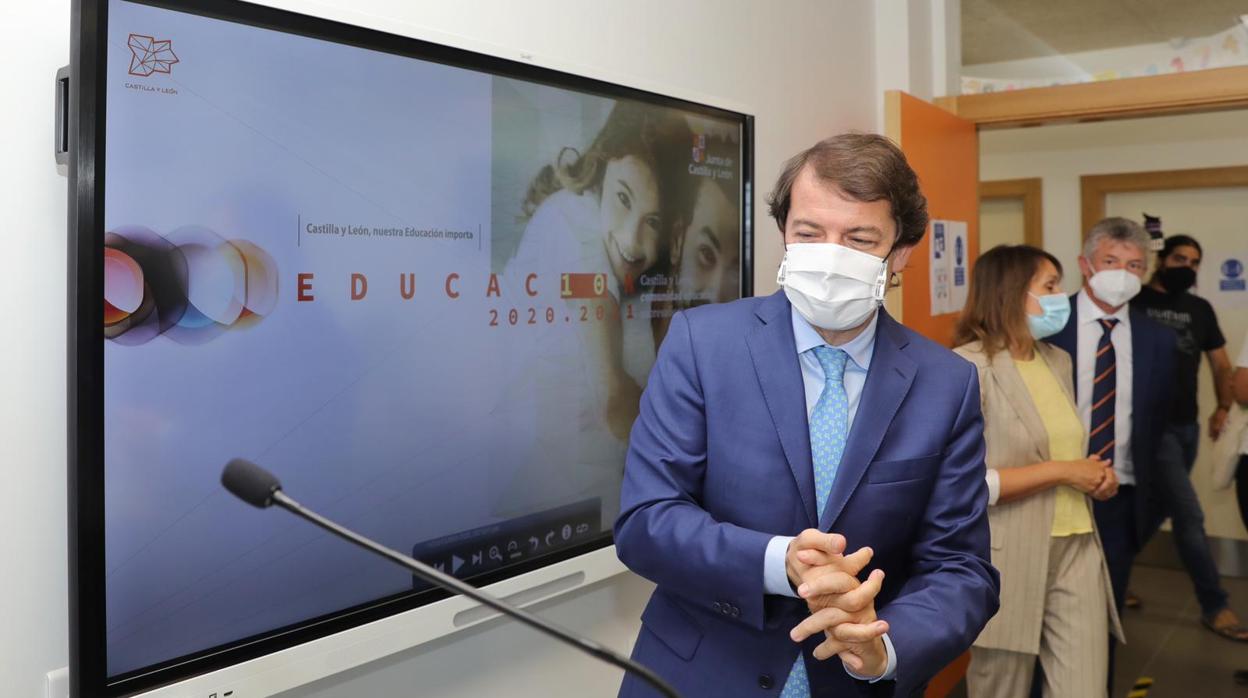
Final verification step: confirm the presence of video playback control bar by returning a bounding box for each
[410,498,601,586]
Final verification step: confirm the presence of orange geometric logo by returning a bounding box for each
[127,34,179,77]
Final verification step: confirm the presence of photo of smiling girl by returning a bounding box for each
[511,100,695,439]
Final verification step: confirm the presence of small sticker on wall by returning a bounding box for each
[1221,258,1245,291]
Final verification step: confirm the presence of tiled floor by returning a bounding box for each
[947,563,1248,697]
[1111,564,1248,698]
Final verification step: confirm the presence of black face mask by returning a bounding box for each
[1159,266,1197,294]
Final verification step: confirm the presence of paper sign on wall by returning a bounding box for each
[948,221,970,313]
[930,220,969,315]
[930,221,951,315]
[1220,258,1245,292]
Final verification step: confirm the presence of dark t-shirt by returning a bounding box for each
[1133,286,1226,424]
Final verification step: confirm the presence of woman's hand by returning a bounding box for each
[1090,464,1119,501]
[1063,454,1110,494]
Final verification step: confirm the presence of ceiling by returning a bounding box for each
[963,0,1248,65]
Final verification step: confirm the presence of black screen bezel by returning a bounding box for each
[68,0,755,695]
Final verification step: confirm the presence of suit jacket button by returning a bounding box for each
[712,602,723,613]
[758,674,774,689]
[730,605,741,617]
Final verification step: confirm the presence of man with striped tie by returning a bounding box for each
[615,134,999,697]
[1050,216,1177,685]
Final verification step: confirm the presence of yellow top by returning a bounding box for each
[1014,353,1094,537]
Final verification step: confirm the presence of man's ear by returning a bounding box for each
[889,244,915,274]
[1077,255,1093,279]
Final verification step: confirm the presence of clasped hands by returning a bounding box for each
[1065,454,1118,501]
[785,529,889,679]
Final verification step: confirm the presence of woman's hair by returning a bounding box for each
[954,244,1063,357]
[520,101,696,231]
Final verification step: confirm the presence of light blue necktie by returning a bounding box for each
[781,346,850,698]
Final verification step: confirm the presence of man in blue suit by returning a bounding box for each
[615,134,999,697]
[1048,216,1176,687]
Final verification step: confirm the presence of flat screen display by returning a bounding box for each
[73,0,751,693]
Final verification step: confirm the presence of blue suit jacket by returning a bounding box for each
[614,292,999,697]
[1047,294,1176,541]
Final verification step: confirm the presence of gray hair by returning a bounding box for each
[1082,217,1151,259]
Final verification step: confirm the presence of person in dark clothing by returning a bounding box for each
[1132,233,1245,641]
[1233,329,1248,535]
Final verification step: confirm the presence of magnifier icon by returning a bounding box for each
[488,545,503,562]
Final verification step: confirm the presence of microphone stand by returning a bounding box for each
[270,489,680,698]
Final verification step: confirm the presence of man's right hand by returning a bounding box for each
[785,529,847,591]
[786,530,876,610]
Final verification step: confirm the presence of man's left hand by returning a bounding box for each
[1211,406,1229,441]
[790,567,889,678]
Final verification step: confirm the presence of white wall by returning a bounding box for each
[963,21,1248,84]
[0,2,882,697]
[0,3,72,698]
[979,197,1026,252]
[873,0,961,132]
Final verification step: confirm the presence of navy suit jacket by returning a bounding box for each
[1047,293,1176,542]
[614,292,999,697]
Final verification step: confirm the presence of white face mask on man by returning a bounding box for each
[776,243,889,331]
[1086,267,1142,308]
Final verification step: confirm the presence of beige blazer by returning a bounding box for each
[954,340,1123,654]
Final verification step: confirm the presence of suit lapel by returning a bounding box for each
[1130,307,1150,433]
[821,312,916,531]
[1037,342,1077,408]
[1038,342,1087,456]
[746,292,817,527]
[1049,295,1079,396]
[988,349,1050,462]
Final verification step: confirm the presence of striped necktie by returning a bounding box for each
[780,345,850,698]
[1088,318,1119,461]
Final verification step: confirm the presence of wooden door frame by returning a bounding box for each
[1081,165,1248,236]
[979,177,1043,248]
[937,65,1248,129]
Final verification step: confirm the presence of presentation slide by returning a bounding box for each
[101,0,743,678]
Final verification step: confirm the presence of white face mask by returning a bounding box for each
[1086,267,1142,308]
[777,243,889,331]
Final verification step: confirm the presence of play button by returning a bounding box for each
[451,554,464,575]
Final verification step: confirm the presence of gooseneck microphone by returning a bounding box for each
[220,458,680,698]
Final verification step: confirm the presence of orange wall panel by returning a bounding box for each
[888,91,979,347]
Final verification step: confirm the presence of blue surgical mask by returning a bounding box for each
[1027,292,1070,339]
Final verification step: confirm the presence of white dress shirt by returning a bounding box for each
[761,308,896,682]
[1075,291,1135,484]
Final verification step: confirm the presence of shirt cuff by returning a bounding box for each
[844,632,897,682]
[764,535,798,597]
[985,469,1001,506]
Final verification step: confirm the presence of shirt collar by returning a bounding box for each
[1076,289,1131,327]
[790,306,877,371]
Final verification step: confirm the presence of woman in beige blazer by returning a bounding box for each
[954,245,1123,698]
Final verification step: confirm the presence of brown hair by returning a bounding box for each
[954,244,1063,357]
[520,101,695,231]
[766,133,928,247]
